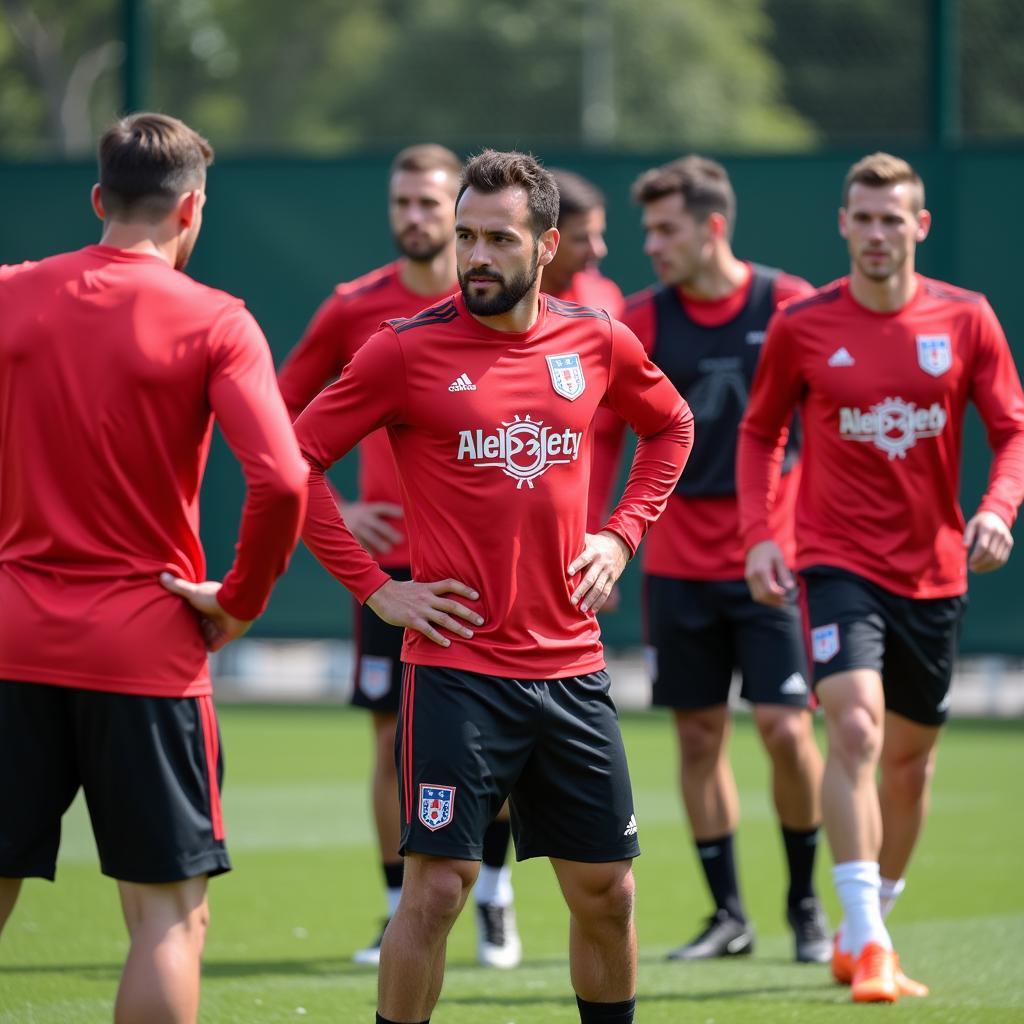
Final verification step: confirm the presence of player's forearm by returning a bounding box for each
[302,464,391,602]
[587,408,628,533]
[217,459,309,621]
[978,428,1024,528]
[737,422,787,550]
[603,404,693,553]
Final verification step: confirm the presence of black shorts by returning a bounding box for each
[800,566,967,726]
[351,567,411,714]
[645,575,811,711]
[396,665,640,864]
[0,680,231,884]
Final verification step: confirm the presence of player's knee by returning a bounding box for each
[570,864,635,931]
[884,749,935,803]
[833,705,882,766]
[675,713,724,768]
[404,859,475,925]
[759,709,811,764]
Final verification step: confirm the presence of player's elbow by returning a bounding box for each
[255,457,310,514]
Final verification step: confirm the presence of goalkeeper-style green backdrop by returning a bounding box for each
[1,148,1021,652]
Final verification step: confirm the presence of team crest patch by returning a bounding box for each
[917,334,952,377]
[546,353,586,401]
[419,784,456,832]
[811,623,840,663]
[358,655,392,701]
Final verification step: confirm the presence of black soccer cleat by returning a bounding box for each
[666,909,755,960]
[787,896,831,963]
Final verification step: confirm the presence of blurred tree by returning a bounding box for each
[0,0,121,154]
[0,0,813,154]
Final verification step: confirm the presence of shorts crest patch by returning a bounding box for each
[419,783,456,831]
[358,655,392,700]
[546,353,586,401]
[812,623,840,663]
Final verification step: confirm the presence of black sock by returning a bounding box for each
[781,825,820,908]
[382,860,404,892]
[576,995,636,1023]
[695,833,746,922]
[376,1015,428,1024]
[481,817,512,869]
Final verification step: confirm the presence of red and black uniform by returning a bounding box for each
[0,246,307,882]
[279,262,452,710]
[294,292,692,861]
[615,264,815,710]
[739,274,1024,723]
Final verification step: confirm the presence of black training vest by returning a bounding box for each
[650,264,799,497]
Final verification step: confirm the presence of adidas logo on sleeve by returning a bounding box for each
[448,373,477,392]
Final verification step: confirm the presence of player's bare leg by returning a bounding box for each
[818,670,899,1001]
[372,712,401,868]
[674,706,737,840]
[0,878,22,933]
[667,706,754,959]
[753,705,822,831]
[114,876,209,1024]
[753,704,829,962]
[877,713,941,883]
[377,853,478,1021]
[817,670,885,863]
[552,858,636,1005]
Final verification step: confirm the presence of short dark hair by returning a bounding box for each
[843,152,925,212]
[458,149,559,237]
[632,154,736,230]
[390,143,462,179]
[98,112,213,222]
[549,168,605,224]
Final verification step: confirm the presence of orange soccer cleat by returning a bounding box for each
[833,933,929,997]
[851,942,899,1003]
[831,933,855,985]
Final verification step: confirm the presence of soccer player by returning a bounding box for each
[611,155,830,963]
[739,152,1024,1002]
[277,144,522,968]
[293,149,693,1024]
[0,113,307,1023]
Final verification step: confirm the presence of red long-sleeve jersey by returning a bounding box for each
[0,246,308,697]
[295,291,693,678]
[597,265,812,579]
[739,275,1024,598]
[278,262,454,567]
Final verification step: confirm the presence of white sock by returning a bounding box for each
[879,876,905,919]
[476,865,514,908]
[386,885,402,918]
[833,861,891,956]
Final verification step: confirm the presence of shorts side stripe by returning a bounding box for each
[401,664,416,824]
[796,577,818,710]
[197,695,225,841]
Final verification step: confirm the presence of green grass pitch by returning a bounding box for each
[2,706,1022,1022]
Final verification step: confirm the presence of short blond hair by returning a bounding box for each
[843,152,924,212]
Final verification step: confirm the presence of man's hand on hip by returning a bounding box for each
[568,531,631,614]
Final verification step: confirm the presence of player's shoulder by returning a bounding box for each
[624,285,659,314]
[770,268,815,304]
[387,294,460,335]
[918,274,986,308]
[0,259,39,284]
[778,277,846,319]
[333,261,400,304]
[546,294,610,323]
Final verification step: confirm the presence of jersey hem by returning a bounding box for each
[0,663,212,698]
[400,650,607,680]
